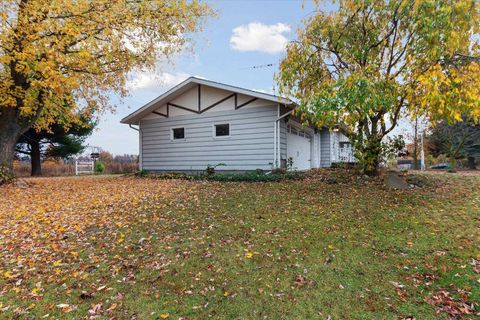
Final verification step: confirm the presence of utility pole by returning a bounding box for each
[420,133,426,171]
[413,116,419,170]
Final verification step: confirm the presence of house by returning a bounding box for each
[121,77,354,172]
[397,159,421,171]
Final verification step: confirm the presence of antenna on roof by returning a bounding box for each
[241,63,278,70]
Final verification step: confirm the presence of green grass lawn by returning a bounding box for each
[0,170,479,319]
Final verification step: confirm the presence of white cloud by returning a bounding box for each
[127,71,191,91]
[230,22,291,54]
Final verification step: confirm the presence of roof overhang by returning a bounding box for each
[121,77,294,124]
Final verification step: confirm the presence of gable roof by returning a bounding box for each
[121,77,293,124]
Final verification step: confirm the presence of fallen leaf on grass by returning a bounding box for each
[88,303,102,315]
[389,281,404,289]
[471,259,480,274]
[106,303,118,312]
[56,304,77,313]
[294,275,314,289]
[425,288,474,318]
[294,275,307,288]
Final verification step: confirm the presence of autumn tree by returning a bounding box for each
[0,0,213,182]
[428,119,480,170]
[98,151,114,166]
[277,0,480,175]
[16,116,95,176]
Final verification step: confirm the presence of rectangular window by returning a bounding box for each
[214,123,230,137]
[171,127,185,140]
[339,141,351,149]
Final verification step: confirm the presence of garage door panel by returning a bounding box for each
[287,133,311,171]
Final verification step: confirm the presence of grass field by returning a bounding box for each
[0,170,479,319]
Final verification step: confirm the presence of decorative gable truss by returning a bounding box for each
[151,85,259,118]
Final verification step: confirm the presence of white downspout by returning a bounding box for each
[128,124,142,171]
[273,108,294,169]
[277,120,280,167]
[277,105,281,167]
[273,122,277,167]
[420,134,426,171]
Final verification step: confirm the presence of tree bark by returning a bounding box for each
[358,137,382,176]
[0,108,23,182]
[363,158,380,176]
[468,156,476,170]
[30,139,42,176]
[0,133,18,180]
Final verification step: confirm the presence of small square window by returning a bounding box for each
[214,124,230,137]
[339,141,351,149]
[172,127,185,140]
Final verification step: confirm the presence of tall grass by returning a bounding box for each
[14,160,75,177]
[14,160,138,177]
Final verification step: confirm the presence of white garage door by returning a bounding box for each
[286,125,311,171]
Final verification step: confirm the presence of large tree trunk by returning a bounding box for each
[0,108,23,183]
[30,139,42,176]
[358,137,382,176]
[0,133,18,183]
[467,156,476,170]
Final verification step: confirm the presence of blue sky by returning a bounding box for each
[86,0,325,155]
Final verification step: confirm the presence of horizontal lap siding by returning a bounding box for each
[140,106,277,171]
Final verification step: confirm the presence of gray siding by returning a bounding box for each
[278,105,288,162]
[320,128,331,167]
[279,120,287,161]
[140,106,277,171]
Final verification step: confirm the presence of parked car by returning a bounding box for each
[430,162,451,169]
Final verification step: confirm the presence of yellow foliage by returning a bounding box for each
[278,0,480,141]
[411,62,480,124]
[0,0,213,131]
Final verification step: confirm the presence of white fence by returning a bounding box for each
[75,160,94,175]
[338,146,356,163]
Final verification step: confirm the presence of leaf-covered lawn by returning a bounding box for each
[0,171,479,319]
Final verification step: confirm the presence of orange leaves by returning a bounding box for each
[0,176,193,313]
[0,0,214,139]
[56,303,77,313]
